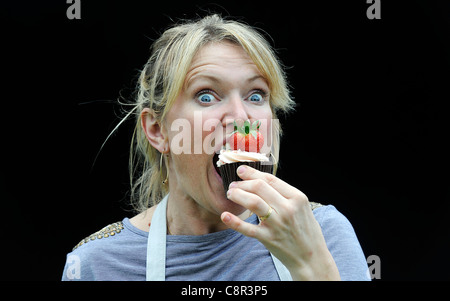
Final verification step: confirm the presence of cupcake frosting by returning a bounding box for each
[216,149,270,167]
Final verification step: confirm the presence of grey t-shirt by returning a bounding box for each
[62,205,370,281]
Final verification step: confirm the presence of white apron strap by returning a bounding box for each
[270,254,293,281]
[146,194,169,281]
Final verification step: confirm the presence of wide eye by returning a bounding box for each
[248,92,264,102]
[196,91,217,104]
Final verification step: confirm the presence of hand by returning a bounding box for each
[221,165,341,281]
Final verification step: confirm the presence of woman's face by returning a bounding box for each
[163,41,273,217]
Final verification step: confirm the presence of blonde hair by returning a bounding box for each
[124,14,295,213]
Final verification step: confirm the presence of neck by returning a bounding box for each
[166,191,250,236]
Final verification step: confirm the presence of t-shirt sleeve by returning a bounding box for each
[313,205,371,281]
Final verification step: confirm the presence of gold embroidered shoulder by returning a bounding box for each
[310,202,324,211]
[72,221,124,251]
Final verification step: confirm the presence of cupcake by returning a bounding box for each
[215,120,273,194]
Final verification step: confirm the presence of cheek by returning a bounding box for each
[169,111,224,155]
[165,98,216,155]
[170,154,207,187]
[164,106,197,155]
[201,117,226,154]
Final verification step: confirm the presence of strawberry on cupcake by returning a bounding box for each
[215,120,273,195]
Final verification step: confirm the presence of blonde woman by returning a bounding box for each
[62,15,370,281]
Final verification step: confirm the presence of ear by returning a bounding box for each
[141,108,169,153]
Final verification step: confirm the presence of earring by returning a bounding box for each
[160,150,169,185]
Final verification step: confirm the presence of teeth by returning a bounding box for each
[213,153,219,164]
[213,153,221,175]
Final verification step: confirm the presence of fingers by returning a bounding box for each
[228,164,310,227]
[223,180,276,239]
[236,165,304,200]
[221,211,260,238]
[227,181,277,218]
[223,164,310,242]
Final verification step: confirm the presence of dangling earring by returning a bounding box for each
[160,150,169,185]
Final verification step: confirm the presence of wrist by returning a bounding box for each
[288,253,341,281]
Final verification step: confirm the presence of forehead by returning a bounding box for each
[184,41,265,87]
[192,41,252,65]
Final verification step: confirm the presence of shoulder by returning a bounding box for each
[72,221,125,251]
[62,219,148,281]
[62,221,125,281]
[310,203,359,242]
[310,203,350,227]
[309,202,357,239]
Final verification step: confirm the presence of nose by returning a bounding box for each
[221,93,249,130]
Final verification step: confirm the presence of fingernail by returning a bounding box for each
[222,214,231,223]
[229,182,236,189]
[237,165,247,175]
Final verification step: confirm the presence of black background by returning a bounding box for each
[1,0,449,281]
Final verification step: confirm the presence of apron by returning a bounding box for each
[146,194,293,281]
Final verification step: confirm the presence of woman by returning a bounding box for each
[62,14,370,281]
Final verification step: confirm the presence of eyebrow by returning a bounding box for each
[246,75,266,83]
[185,73,266,89]
[186,74,220,87]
